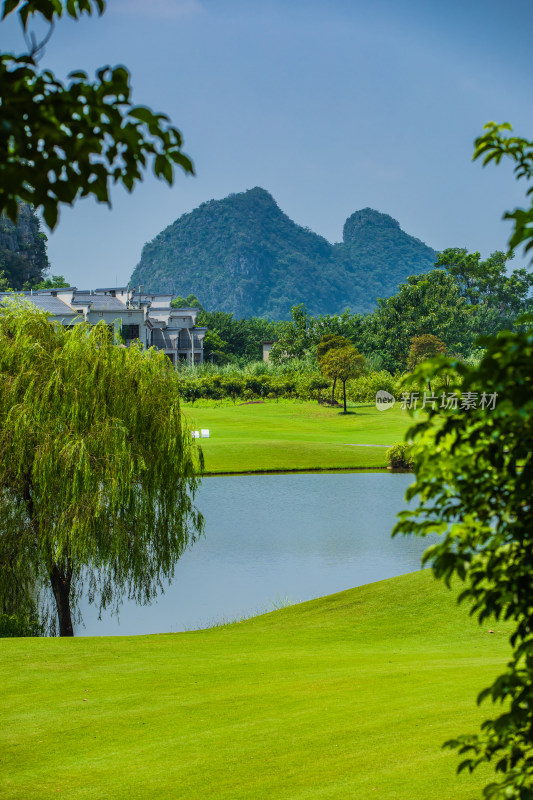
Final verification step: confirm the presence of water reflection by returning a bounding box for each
[77,472,428,636]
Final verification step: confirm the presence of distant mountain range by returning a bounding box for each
[130,187,437,319]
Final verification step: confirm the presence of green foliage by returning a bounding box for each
[31,274,70,289]
[385,441,413,470]
[316,334,352,361]
[348,370,399,403]
[130,188,436,320]
[0,202,49,288]
[320,346,365,384]
[202,329,231,364]
[186,239,531,371]
[474,123,533,259]
[364,269,472,372]
[0,269,12,290]
[391,125,533,798]
[269,304,317,362]
[0,608,45,637]
[197,308,281,364]
[0,0,193,228]
[170,294,204,310]
[0,301,203,635]
[269,305,362,363]
[435,248,533,335]
[320,346,365,412]
[2,1,106,27]
[407,334,447,371]
[393,322,533,798]
[360,246,532,373]
[176,358,331,404]
[295,372,330,401]
[220,373,244,404]
[316,334,354,402]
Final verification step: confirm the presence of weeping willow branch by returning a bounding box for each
[0,299,204,635]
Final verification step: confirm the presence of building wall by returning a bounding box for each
[1,288,206,363]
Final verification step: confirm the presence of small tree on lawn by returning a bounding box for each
[316,334,352,403]
[0,301,203,636]
[320,346,365,413]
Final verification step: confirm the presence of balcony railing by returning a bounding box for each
[178,333,203,349]
[152,330,203,350]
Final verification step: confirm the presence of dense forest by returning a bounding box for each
[188,247,533,376]
[130,187,436,319]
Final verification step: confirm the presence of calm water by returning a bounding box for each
[76,472,429,636]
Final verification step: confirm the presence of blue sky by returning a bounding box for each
[5,0,533,289]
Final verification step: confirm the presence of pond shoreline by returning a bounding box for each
[202,466,393,477]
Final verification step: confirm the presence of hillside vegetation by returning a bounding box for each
[0,203,49,289]
[130,187,436,319]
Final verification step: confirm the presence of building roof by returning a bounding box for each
[0,293,77,316]
[32,287,77,295]
[71,294,127,311]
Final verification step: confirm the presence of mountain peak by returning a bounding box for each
[343,208,400,244]
[130,192,436,319]
[207,186,278,210]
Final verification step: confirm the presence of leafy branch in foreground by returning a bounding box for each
[0,0,194,227]
[392,123,533,798]
[474,122,533,259]
[393,322,533,799]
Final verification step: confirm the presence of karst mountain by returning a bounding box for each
[130,187,436,319]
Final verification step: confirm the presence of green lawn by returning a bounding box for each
[1,570,510,800]
[183,400,411,473]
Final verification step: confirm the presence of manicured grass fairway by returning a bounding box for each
[1,570,510,800]
[183,400,411,473]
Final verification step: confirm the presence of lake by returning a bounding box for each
[76,472,429,636]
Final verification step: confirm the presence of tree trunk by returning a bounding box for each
[343,380,347,413]
[331,377,337,403]
[50,562,74,637]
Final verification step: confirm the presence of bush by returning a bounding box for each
[296,373,330,400]
[348,370,399,403]
[0,610,45,637]
[200,375,224,400]
[243,374,271,399]
[386,441,414,470]
[220,374,244,404]
[177,360,334,403]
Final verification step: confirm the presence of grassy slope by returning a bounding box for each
[183,400,410,473]
[1,570,511,800]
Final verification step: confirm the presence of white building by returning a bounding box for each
[0,286,207,365]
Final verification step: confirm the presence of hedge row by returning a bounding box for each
[177,369,409,404]
[178,372,330,403]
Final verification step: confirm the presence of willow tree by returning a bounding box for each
[0,300,203,636]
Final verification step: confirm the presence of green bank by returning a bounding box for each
[183,400,410,473]
[1,570,510,800]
